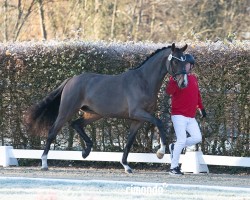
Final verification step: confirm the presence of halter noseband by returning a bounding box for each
[167,54,187,78]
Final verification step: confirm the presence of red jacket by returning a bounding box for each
[166,74,204,118]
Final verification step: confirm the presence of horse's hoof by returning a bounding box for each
[125,169,133,174]
[41,167,49,171]
[82,150,90,159]
[156,150,164,159]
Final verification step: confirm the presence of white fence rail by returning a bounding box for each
[0,146,250,174]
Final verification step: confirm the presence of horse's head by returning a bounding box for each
[167,43,188,88]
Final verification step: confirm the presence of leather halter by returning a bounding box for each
[166,54,187,78]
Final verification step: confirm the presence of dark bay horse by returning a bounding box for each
[25,43,188,173]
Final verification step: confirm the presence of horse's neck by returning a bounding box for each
[139,51,168,93]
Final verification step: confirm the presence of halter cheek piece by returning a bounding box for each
[167,54,187,80]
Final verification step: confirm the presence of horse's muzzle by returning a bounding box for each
[183,74,188,88]
[176,74,188,88]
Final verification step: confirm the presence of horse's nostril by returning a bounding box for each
[181,82,188,88]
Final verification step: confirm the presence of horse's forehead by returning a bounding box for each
[173,48,183,55]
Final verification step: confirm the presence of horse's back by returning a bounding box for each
[62,72,129,116]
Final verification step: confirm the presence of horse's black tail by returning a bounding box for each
[24,78,70,136]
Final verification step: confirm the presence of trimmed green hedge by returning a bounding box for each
[0,40,249,156]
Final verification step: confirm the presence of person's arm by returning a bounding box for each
[197,90,203,110]
[166,77,178,95]
[195,74,206,118]
[198,89,206,118]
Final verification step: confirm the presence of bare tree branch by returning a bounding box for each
[13,0,36,41]
[38,0,47,40]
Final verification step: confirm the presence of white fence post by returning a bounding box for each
[0,146,18,167]
[181,151,209,174]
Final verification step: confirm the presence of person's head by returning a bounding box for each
[185,54,195,73]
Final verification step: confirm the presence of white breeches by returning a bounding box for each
[171,115,202,169]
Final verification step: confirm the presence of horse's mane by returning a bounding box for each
[130,46,171,70]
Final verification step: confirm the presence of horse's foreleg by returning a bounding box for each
[130,110,166,159]
[71,118,93,158]
[152,118,166,159]
[156,136,166,159]
[121,120,143,174]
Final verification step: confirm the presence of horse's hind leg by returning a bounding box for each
[41,116,69,170]
[41,107,80,170]
[71,118,93,158]
[121,120,143,173]
[71,112,101,159]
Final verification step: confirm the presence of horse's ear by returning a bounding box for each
[181,44,188,52]
[171,43,175,52]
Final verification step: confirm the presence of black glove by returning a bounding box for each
[200,109,206,118]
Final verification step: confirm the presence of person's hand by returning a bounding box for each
[200,109,206,118]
